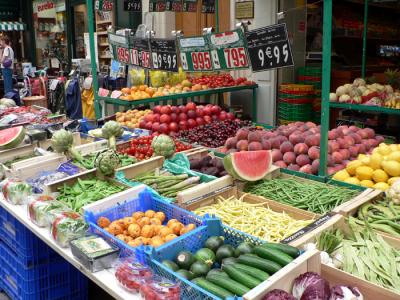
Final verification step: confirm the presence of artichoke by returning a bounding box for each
[102,121,124,150]
[51,129,84,163]
[95,149,121,177]
[151,134,176,158]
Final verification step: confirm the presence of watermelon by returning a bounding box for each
[0,126,26,150]
[223,150,272,181]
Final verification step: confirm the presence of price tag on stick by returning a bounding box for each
[245,23,294,72]
[150,38,178,72]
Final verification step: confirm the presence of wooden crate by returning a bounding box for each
[236,167,377,214]
[0,144,57,177]
[12,155,69,180]
[290,215,400,300]
[117,154,233,204]
[244,249,320,300]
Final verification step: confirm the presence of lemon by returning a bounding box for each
[387,151,400,163]
[378,144,392,156]
[369,153,383,169]
[381,160,400,177]
[360,156,370,166]
[390,144,399,152]
[360,180,374,188]
[372,148,380,155]
[388,177,400,186]
[333,170,350,181]
[345,177,360,185]
[372,169,389,183]
[346,160,363,176]
[355,166,374,181]
[357,154,366,160]
[373,182,389,191]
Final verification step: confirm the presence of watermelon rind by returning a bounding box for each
[223,150,272,182]
[0,126,26,150]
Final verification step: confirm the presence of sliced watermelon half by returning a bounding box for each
[0,126,26,150]
[223,150,272,181]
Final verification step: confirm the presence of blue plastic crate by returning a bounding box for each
[84,189,204,262]
[0,207,60,266]
[0,242,88,300]
[148,218,266,300]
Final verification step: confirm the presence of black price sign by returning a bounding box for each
[245,23,294,72]
[183,0,197,12]
[131,38,151,68]
[201,0,215,13]
[150,38,178,72]
[166,0,183,11]
[149,0,166,11]
[124,0,142,11]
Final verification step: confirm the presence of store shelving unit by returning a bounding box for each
[95,10,114,67]
[330,102,400,116]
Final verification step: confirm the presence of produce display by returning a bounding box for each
[115,109,152,129]
[161,236,300,298]
[115,257,154,292]
[133,171,201,198]
[119,135,192,161]
[28,195,68,227]
[305,219,400,294]
[56,177,126,212]
[221,122,382,175]
[245,177,358,214]
[354,196,400,237]
[189,155,228,177]
[0,126,26,149]
[189,74,255,89]
[178,120,253,148]
[193,195,313,242]
[330,78,399,107]
[223,150,272,181]
[138,102,235,135]
[264,272,363,300]
[0,106,56,125]
[333,143,400,190]
[1,178,32,205]
[96,210,196,248]
[50,212,88,247]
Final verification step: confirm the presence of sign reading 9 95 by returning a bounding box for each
[245,23,294,72]
[178,36,213,72]
[150,38,178,72]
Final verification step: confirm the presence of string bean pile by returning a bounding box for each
[57,177,126,212]
[356,200,400,237]
[72,153,136,170]
[245,177,358,214]
[134,170,200,198]
[194,194,313,243]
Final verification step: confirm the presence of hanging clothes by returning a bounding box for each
[81,77,95,119]
[65,78,82,119]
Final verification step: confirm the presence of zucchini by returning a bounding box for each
[234,242,254,257]
[162,260,179,271]
[190,261,211,277]
[206,274,250,296]
[222,265,261,289]
[216,244,235,262]
[176,269,194,280]
[261,243,300,258]
[192,277,234,299]
[176,251,195,269]
[237,254,282,274]
[233,263,269,281]
[254,246,294,266]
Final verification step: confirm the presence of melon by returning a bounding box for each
[223,150,272,181]
[0,126,26,150]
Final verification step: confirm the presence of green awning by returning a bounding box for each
[0,22,25,31]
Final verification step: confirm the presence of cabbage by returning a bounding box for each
[292,272,330,300]
[329,286,363,300]
[263,289,296,300]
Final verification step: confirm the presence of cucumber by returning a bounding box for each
[162,260,179,271]
[222,265,261,289]
[234,242,254,257]
[176,251,195,269]
[254,246,294,266]
[237,254,282,274]
[233,263,269,281]
[221,257,238,266]
[207,269,229,277]
[206,274,250,296]
[176,269,194,280]
[261,243,300,258]
[192,277,234,299]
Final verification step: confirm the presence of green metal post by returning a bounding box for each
[252,88,257,122]
[318,0,332,177]
[215,0,219,32]
[361,0,368,78]
[87,0,101,119]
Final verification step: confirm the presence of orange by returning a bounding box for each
[121,87,130,94]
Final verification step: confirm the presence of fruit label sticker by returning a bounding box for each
[178,36,213,72]
[149,38,178,72]
[245,23,294,72]
[206,29,250,70]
